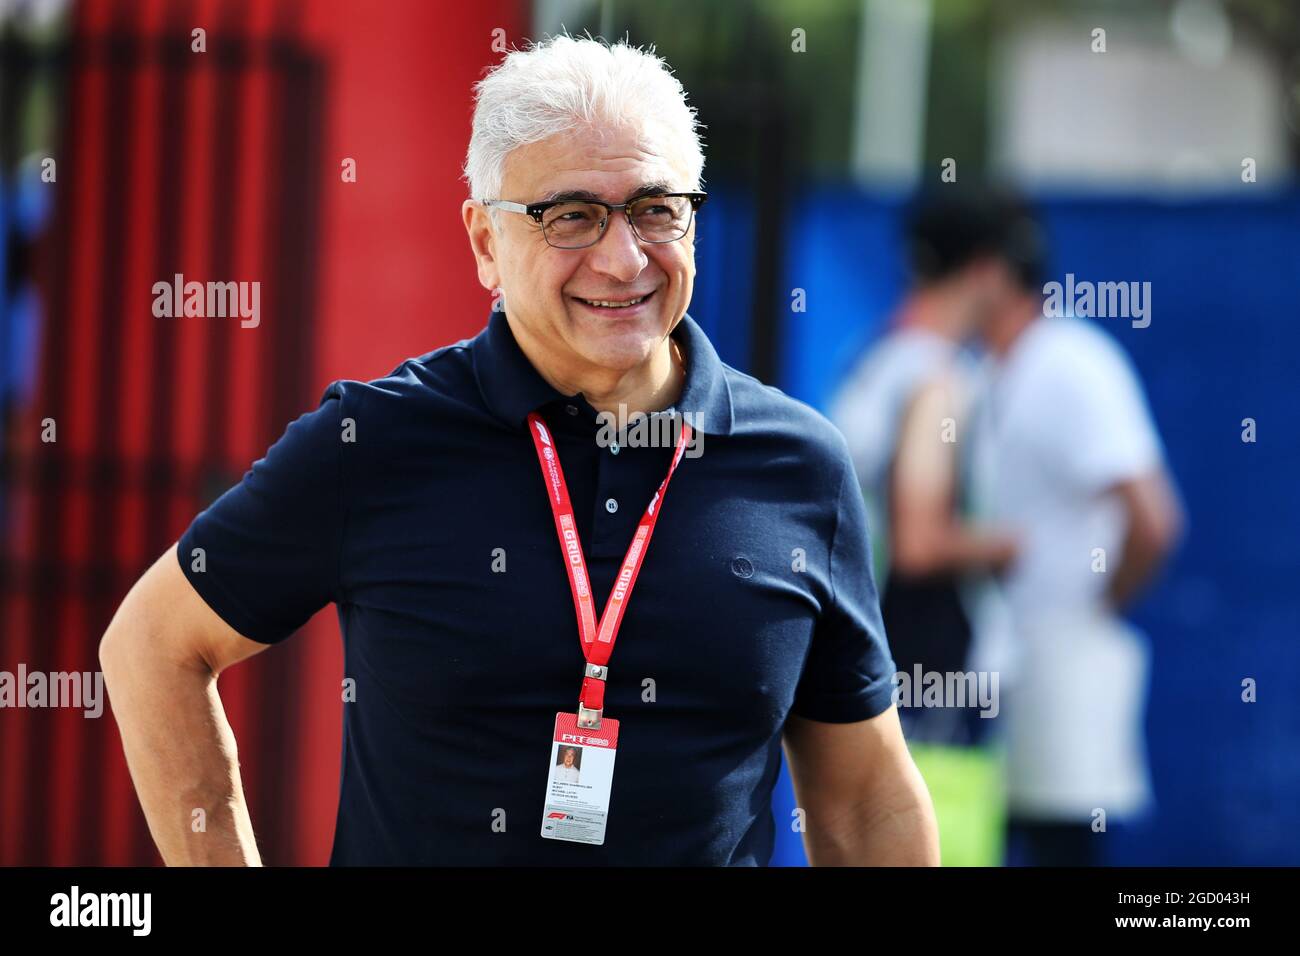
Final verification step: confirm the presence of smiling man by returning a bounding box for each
[99,36,938,866]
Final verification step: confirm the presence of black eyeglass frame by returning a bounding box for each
[480,191,708,249]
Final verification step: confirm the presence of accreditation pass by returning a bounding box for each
[540,711,620,845]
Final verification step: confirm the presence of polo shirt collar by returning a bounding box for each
[473,309,735,435]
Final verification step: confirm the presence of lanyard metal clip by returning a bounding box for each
[578,662,607,728]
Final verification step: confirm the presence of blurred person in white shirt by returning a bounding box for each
[963,194,1184,867]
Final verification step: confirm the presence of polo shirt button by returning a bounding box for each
[565,404,579,416]
[610,443,620,455]
[605,498,618,514]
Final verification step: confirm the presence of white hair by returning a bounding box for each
[464,35,705,201]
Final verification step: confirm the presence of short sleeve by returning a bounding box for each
[1043,334,1162,493]
[176,385,346,644]
[789,451,898,723]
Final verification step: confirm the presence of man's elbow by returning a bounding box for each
[1140,485,1185,561]
[99,606,149,711]
[98,605,133,685]
[99,582,206,693]
[1122,469,1185,561]
[1160,487,1187,554]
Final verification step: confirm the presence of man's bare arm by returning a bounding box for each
[782,705,940,866]
[890,377,1018,576]
[99,546,271,865]
[1106,468,1184,610]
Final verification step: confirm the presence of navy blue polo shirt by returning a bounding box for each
[177,309,896,865]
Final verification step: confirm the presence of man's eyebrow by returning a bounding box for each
[541,182,675,203]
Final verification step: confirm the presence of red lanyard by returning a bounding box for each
[527,410,692,723]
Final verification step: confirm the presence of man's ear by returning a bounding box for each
[462,199,501,292]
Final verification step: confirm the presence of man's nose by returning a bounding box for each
[586,211,648,282]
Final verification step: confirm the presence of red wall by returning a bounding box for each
[0,0,524,866]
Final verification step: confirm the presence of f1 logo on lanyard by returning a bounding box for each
[527,411,693,845]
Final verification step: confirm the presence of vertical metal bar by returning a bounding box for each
[272,41,327,866]
[747,23,785,386]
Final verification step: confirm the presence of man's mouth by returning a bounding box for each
[572,290,655,310]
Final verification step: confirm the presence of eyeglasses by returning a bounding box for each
[480,192,707,250]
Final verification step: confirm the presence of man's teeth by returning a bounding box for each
[581,294,647,308]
